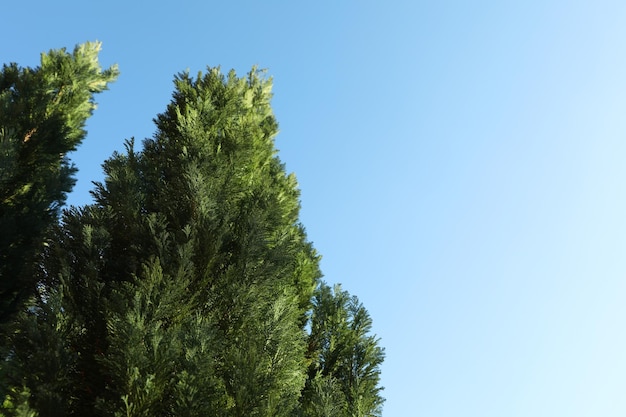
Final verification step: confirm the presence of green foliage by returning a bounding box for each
[0,274,82,416]
[88,67,321,416]
[301,374,347,417]
[0,46,384,416]
[1,386,37,417]
[0,41,118,326]
[303,283,385,417]
[100,256,226,416]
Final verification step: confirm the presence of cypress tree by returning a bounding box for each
[1,46,385,415]
[52,67,322,415]
[0,42,118,327]
[0,42,117,415]
[303,283,385,417]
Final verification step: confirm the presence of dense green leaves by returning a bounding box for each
[303,283,385,417]
[0,42,118,326]
[0,44,384,416]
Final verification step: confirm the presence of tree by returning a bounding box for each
[303,283,385,417]
[0,42,118,327]
[42,67,322,416]
[1,46,385,416]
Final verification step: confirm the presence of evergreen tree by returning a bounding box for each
[1,279,79,416]
[1,45,385,416]
[0,42,117,415]
[50,67,322,415]
[0,42,118,327]
[303,283,385,417]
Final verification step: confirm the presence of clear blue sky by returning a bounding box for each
[4,1,626,415]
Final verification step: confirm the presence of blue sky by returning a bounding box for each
[4,1,626,415]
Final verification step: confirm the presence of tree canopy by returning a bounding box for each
[0,43,384,417]
[0,42,119,327]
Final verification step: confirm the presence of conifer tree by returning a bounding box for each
[303,283,385,417]
[1,45,385,416]
[0,42,117,415]
[50,67,322,416]
[0,42,118,326]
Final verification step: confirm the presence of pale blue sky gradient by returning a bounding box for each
[4,1,626,416]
